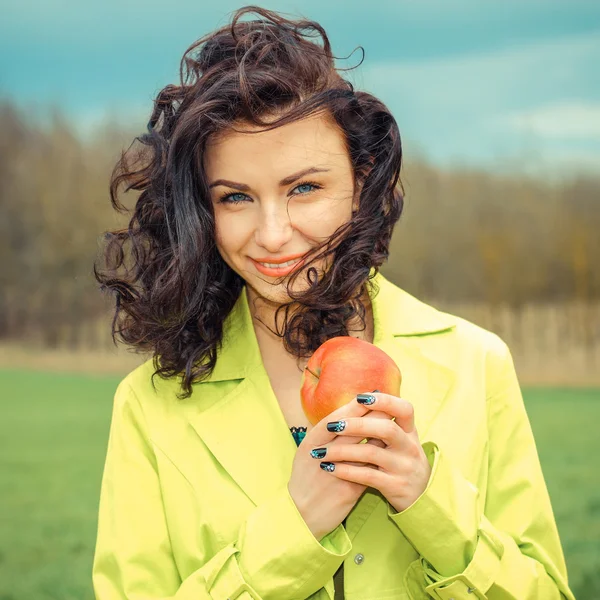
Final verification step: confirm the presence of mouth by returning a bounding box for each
[250,256,306,277]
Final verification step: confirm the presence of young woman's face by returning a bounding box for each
[204,112,359,307]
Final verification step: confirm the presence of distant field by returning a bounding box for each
[0,368,598,600]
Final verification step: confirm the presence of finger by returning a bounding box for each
[315,432,386,467]
[319,460,390,490]
[326,417,409,449]
[309,390,388,446]
[356,392,416,434]
[364,436,386,448]
[341,410,392,446]
[312,441,394,472]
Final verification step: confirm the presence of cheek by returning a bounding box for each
[214,211,248,250]
[289,197,353,238]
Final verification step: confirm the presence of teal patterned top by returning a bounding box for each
[290,426,307,446]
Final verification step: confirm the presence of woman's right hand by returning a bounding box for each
[287,394,391,542]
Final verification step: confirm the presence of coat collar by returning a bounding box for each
[200,268,457,384]
[186,269,458,519]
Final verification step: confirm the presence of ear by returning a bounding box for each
[353,158,375,213]
[352,190,360,214]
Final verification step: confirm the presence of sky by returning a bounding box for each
[1,0,599,177]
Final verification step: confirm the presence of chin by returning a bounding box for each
[249,276,302,305]
[235,255,329,304]
[250,266,326,306]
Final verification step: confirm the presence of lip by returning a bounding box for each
[252,252,306,264]
[251,256,306,277]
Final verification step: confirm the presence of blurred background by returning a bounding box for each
[0,0,598,598]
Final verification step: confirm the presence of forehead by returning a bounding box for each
[203,112,350,173]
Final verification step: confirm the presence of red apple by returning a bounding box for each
[300,336,402,426]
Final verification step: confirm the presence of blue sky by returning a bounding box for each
[2,0,599,176]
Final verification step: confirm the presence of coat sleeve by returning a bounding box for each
[92,379,353,600]
[386,336,576,600]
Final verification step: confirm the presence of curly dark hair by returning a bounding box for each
[94,5,404,399]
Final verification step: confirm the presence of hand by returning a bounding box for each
[287,391,393,541]
[312,392,432,514]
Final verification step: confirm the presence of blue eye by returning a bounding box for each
[296,183,315,194]
[219,192,247,204]
[217,181,322,204]
[292,181,323,196]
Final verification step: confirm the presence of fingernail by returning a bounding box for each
[327,420,346,432]
[320,462,335,472]
[372,389,380,393]
[310,447,327,459]
[357,393,376,405]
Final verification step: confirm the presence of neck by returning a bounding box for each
[246,286,374,346]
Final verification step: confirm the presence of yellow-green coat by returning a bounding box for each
[92,271,575,600]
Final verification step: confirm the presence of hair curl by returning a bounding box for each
[94,5,405,399]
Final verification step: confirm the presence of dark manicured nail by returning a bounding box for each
[310,447,327,459]
[357,393,376,405]
[326,420,346,433]
[320,462,335,472]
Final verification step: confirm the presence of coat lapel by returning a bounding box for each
[187,270,458,511]
[186,283,300,508]
[372,274,458,442]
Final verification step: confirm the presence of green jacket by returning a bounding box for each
[92,271,575,599]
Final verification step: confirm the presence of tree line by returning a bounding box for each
[1,100,598,347]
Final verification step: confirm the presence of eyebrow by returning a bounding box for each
[208,166,331,191]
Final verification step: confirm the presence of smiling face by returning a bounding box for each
[203,110,360,311]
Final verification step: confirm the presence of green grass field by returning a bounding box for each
[0,368,598,599]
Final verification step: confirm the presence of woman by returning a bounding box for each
[92,6,575,599]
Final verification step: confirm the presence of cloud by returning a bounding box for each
[355,29,600,169]
[359,29,599,113]
[50,23,600,178]
[497,102,600,139]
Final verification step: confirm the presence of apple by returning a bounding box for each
[300,336,402,426]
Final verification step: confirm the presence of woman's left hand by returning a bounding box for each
[314,392,432,514]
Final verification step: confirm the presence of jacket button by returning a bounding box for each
[354,553,364,565]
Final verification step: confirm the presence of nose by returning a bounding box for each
[254,201,294,252]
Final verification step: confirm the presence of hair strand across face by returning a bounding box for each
[94,5,404,399]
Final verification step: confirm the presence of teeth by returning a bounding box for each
[259,259,300,268]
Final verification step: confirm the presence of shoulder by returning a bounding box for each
[115,356,155,393]
[384,275,514,387]
[112,355,183,411]
[418,301,516,396]
[445,310,510,359]
[380,272,509,359]
[404,298,519,405]
[427,297,513,364]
